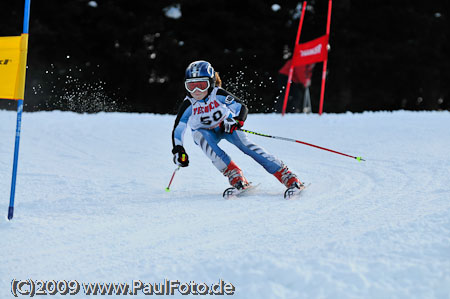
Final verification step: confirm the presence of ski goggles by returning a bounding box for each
[185,78,210,93]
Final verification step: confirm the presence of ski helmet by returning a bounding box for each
[185,60,216,92]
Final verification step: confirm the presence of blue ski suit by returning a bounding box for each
[172,87,283,174]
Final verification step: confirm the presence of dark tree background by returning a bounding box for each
[0,0,449,113]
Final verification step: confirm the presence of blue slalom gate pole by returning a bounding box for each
[8,0,31,221]
[23,0,31,34]
[8,101,24,220]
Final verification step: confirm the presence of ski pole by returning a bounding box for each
[165,154,187,191]
[165,166,180,192]
[239,128,365,162]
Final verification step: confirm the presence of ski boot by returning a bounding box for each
[273,164,305,189]
[223,161,250,190]
[274,164,306,199]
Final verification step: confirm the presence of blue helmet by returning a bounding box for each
[185,60,216,90]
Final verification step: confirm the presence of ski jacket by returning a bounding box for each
[172,87,248,148]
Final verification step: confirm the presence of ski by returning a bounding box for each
[284,183,310,200]
[223,183,259,199]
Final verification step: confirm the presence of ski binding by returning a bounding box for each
[223,183,259,199]
[284,183,310,200]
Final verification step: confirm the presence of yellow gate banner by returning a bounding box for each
[0,34,28,100]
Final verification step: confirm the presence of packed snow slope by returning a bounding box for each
[1,110,450,298]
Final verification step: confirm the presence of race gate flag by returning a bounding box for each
[3,0,31,221]
[282,0,332,116]
[292,35,329,66]
[0,34,29,100]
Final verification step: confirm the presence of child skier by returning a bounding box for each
[171,60,305,194]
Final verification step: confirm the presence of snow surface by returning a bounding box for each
[1,110,450,298]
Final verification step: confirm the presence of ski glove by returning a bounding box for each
[172,145,189,167]
[221,117,244,134]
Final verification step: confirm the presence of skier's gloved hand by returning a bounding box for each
[221,117,244,133]
[172,145,189,167]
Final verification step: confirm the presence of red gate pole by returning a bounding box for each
[318,0,332,115]
[282,1,307,116]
